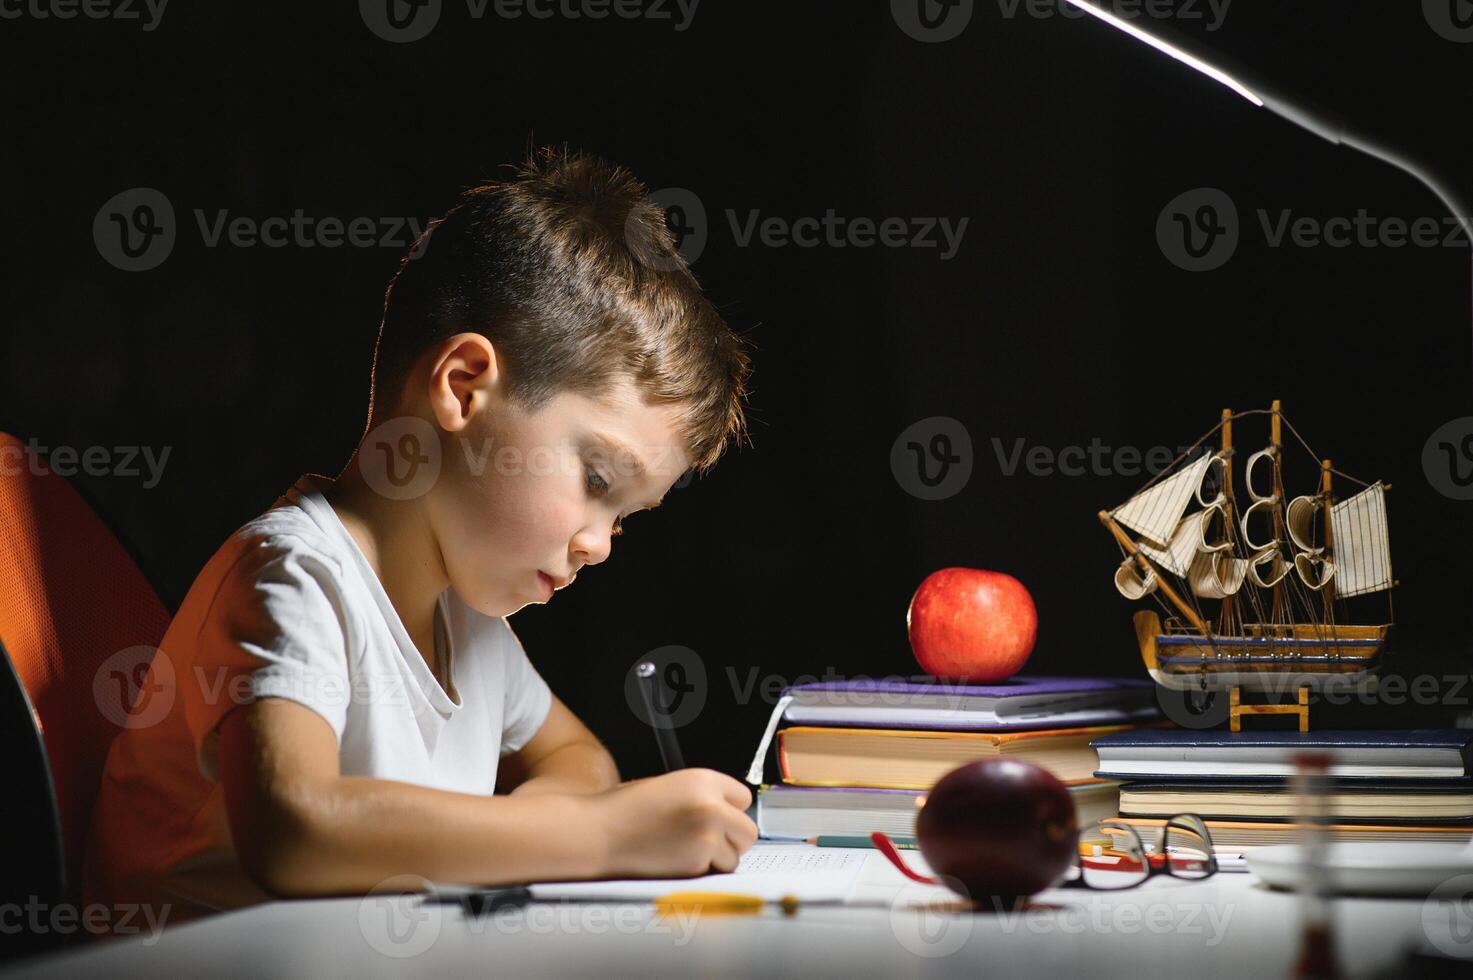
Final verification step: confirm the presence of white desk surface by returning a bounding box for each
[5,845,1470,979]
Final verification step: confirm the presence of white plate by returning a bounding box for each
[1247,842,1473,895]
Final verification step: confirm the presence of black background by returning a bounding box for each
[3,2,1471,781]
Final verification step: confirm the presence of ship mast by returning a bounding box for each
[1319,458,1336,629]
[1218,408,1239,639]
[1268,400,1288,625]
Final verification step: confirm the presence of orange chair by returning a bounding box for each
[0,432,171,952]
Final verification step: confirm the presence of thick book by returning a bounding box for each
[771,675,1159,731]
[1117,779,1473,823]
[1115,816,1473,853]
[1091,729,1473,780]
[743,676,1160,784]
[756,781,1122,839]
[779,722,1144,789]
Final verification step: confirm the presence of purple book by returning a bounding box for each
[744,675,1159,786]
[780,675,1158,729]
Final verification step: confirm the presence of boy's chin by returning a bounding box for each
[507,595,544,613]
[456,586,541,618]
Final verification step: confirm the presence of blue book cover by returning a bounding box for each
[1092,728,1473,781]
[1091,729,1473,750]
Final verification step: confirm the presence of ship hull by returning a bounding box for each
[1132,610,1388,693]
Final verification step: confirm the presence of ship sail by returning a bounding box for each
[1243,446,1277,502]
[1285,495,1323,554]
[1111,452,1215,547]
[1138,509,1208,576]
[1238,496,1279,552]
[1294,553,1336,590]
[1329,482,1393,597]
[1247,545,1291,588]
[1189,550,1249,598]
[1114,558,1157,599]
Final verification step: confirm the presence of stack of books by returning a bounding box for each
[1090,728,1473,852]
[745,675,1163,840]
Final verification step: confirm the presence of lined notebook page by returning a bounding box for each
[525,845,870,902]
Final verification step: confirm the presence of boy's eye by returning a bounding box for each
[586,468,624,536]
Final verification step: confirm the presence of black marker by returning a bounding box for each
[421,884,533,917]
[637,661,686,771]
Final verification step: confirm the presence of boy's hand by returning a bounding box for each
[590,768,758,879]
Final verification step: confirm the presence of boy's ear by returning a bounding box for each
[427,332,499,433]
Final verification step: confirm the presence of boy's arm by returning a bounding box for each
[217,697,613,895]
[496,694,621,798]
[219,696,759,895]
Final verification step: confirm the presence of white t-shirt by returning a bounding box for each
[83,473,553,919]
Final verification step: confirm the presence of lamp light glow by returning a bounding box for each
[1060,0,1262,107]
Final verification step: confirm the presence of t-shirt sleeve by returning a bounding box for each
[184,535,354,781]
[498,623,553,757]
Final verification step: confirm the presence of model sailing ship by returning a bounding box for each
[1098,401,1393,725]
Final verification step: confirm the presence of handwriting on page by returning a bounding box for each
[734,849,866,875]
[525,845,871,902]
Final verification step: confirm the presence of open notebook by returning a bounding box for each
[522,845,870,902]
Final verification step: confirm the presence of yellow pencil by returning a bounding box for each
[653,891,803,916]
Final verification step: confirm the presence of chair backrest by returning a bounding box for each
[0,432,171,904]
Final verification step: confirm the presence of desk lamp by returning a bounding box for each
[1058,0,1472,240]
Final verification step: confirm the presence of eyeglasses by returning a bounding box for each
[868,814,1217,894]
[1058,814,1218,890]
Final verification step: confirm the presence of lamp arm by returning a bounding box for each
[1062,0,1473,240]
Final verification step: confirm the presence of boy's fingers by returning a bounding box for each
[715,774,753,811]
[721,809,759,854]
[710,839,740,874]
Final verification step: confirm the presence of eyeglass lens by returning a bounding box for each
[1078,821,1148,889]
[1164,816,1214,880]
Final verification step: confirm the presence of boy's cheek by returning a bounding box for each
[522,486,580,541]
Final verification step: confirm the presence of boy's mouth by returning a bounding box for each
[537,570,568,598]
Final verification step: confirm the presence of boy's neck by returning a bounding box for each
[322,452,450,672]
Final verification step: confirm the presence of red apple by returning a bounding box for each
[916,758,1078,907]
[907,567,1037,681]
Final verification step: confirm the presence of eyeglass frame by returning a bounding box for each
[1056,813,1219,890]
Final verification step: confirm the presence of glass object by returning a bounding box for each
[1291,751,1340,980]
[1059,815,1218,890]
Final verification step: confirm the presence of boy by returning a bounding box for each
[84,147,759,922]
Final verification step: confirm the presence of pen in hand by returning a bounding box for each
[637,661,686,771]
[421,884,533,917]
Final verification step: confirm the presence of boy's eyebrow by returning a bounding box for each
[589,430,664,510]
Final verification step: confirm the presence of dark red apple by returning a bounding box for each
[907,567,1037,681]
[916,759,1077,907]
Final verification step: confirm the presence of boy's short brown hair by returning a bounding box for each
[368,145,753,476]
